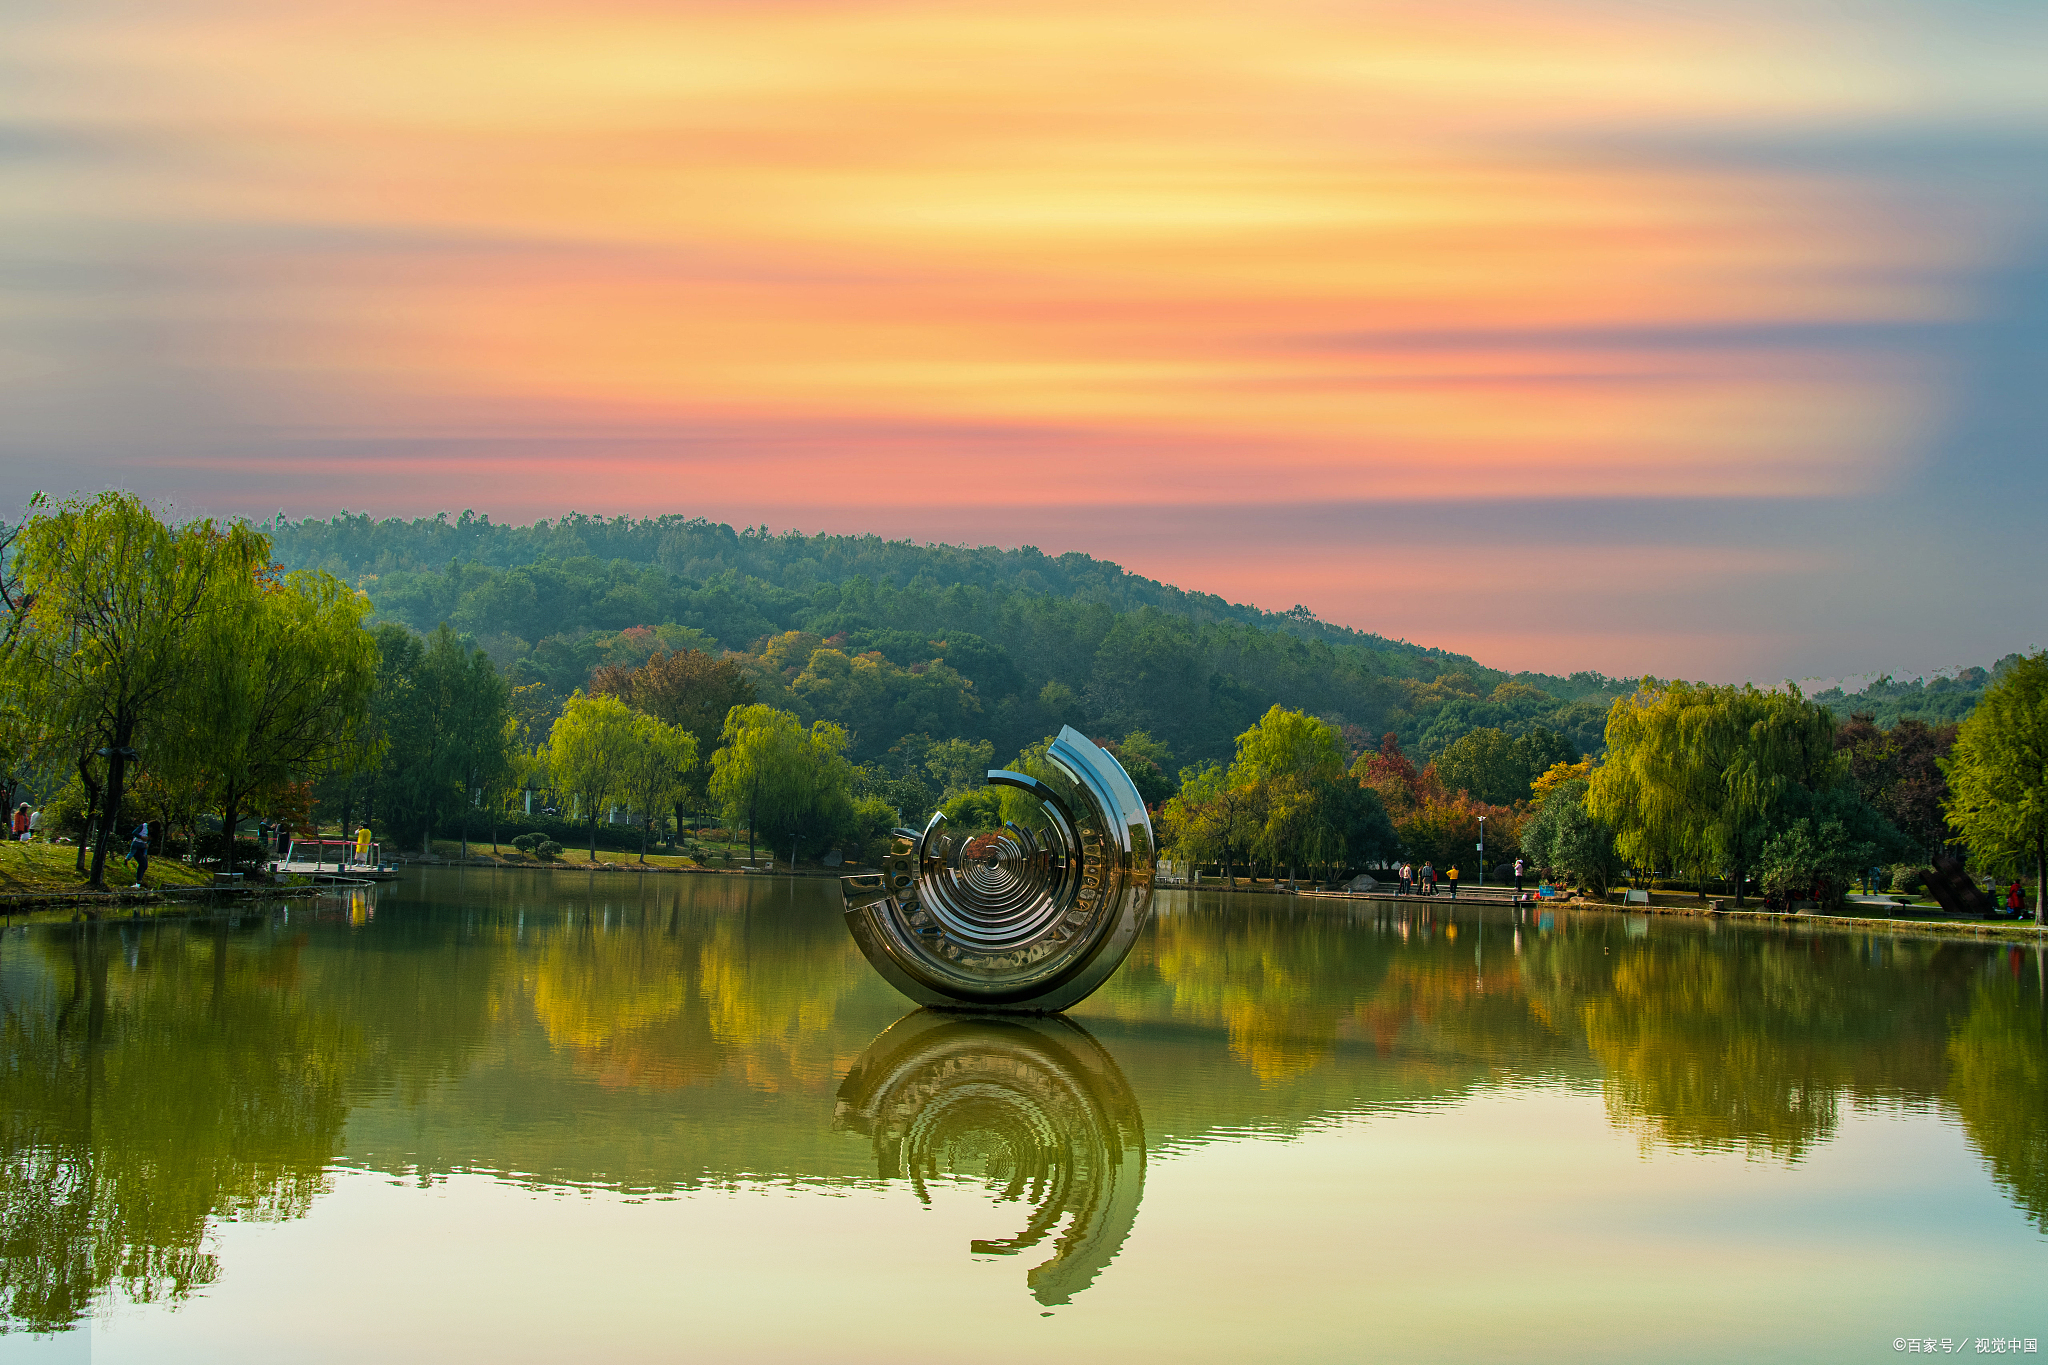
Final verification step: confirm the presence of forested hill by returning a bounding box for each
[270,511,1632,767]
[1811,663,2020,730]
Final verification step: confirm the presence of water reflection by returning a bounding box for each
[1,878,2042,1339]
[0,920,361,1333]
[835,1012,1144,1305]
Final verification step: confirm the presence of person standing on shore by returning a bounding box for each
[1422,861,1436,896]
[1447,864,1459,899]
[127,823,150,889]
[1398,862,1411,896]
[1514,857,1525,897]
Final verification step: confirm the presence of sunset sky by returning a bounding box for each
[5,0,2046,680]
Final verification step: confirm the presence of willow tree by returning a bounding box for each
[1231,706,1349,882]
[7,494,264,889]
[620,715,698,861]
[1590,682,1841,904]
[168,570,379,875]
[1944,652,2048,926]
[546,693,642,860]
[708,705,854,864]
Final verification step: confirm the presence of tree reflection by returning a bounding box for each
[1945,968,2047,1232]
[1521,925,1966,1159]
[835,1011,1145,1306]
[0,922,365,1334]
[7,883,2043,1337]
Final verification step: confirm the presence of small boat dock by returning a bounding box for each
[274,837,402,881]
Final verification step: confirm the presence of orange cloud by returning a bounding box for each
[9,0,2047,677]
[12,0,2017,508]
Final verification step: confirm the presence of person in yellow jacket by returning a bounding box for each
[353,824,373,866]
[1446,865,1459,899]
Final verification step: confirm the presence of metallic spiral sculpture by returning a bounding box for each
[839,726,1155,1013]
[834,1010,1145,1305]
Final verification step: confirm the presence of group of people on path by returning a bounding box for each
[1388,856,1533,900]
[1395,860,1458,897]
[10,804,42,841]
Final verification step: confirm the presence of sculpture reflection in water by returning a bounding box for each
[839,727,1155,1013]
[835,1010,1145,1306]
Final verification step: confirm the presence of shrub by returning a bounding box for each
[43,779,149,841]
[512,833,546,853]
[536,840,563,860]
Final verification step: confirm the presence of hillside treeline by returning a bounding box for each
[1812,662,2021,729]
[269,511,1625,767]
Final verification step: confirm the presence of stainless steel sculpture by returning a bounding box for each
[835,1010,1145,1305]
[838,726,1155,1013]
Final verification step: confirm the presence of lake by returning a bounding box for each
[2,870,2043,1363]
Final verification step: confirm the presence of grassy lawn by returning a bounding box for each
[0,840,213,896]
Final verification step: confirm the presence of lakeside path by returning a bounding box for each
[1299,886,2048,944]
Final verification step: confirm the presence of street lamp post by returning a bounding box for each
[1477,816,1486,890]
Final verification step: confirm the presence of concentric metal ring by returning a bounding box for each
[839,727,1155,1013]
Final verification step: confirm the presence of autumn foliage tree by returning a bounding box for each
[591,647,754,829]
[1836,712,1957,863]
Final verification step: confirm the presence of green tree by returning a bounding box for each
[1591,683,1844,905]
[1944,651,2048,925]
[590,647,753,821]
[923,737,995,798]
[1102,730,1175,805]
[1520,777,1621,893]
[1234,705,1345,786]
[709,705,855,864]
[170,571,378,875]
[1756,817,1874,908]
[372,625,513,855]
[446,645,515,859]
[1162,761,1261,884]
[546,693,642,860]
[620,714,698,861]
[1435,728,1525,805]
[1230,706,1348,882]
[7,494,265,888]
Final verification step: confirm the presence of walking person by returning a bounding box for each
[11,804,27,841]
[27,807,40,841]
[1447,864,1459,899]
[126,823,150,889]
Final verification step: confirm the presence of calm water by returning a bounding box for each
[2,871,2043,1363]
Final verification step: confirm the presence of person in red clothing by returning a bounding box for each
[2008,881,2025,915]
[10,804,27,841]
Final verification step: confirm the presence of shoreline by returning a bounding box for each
[1300,886,2047,942]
